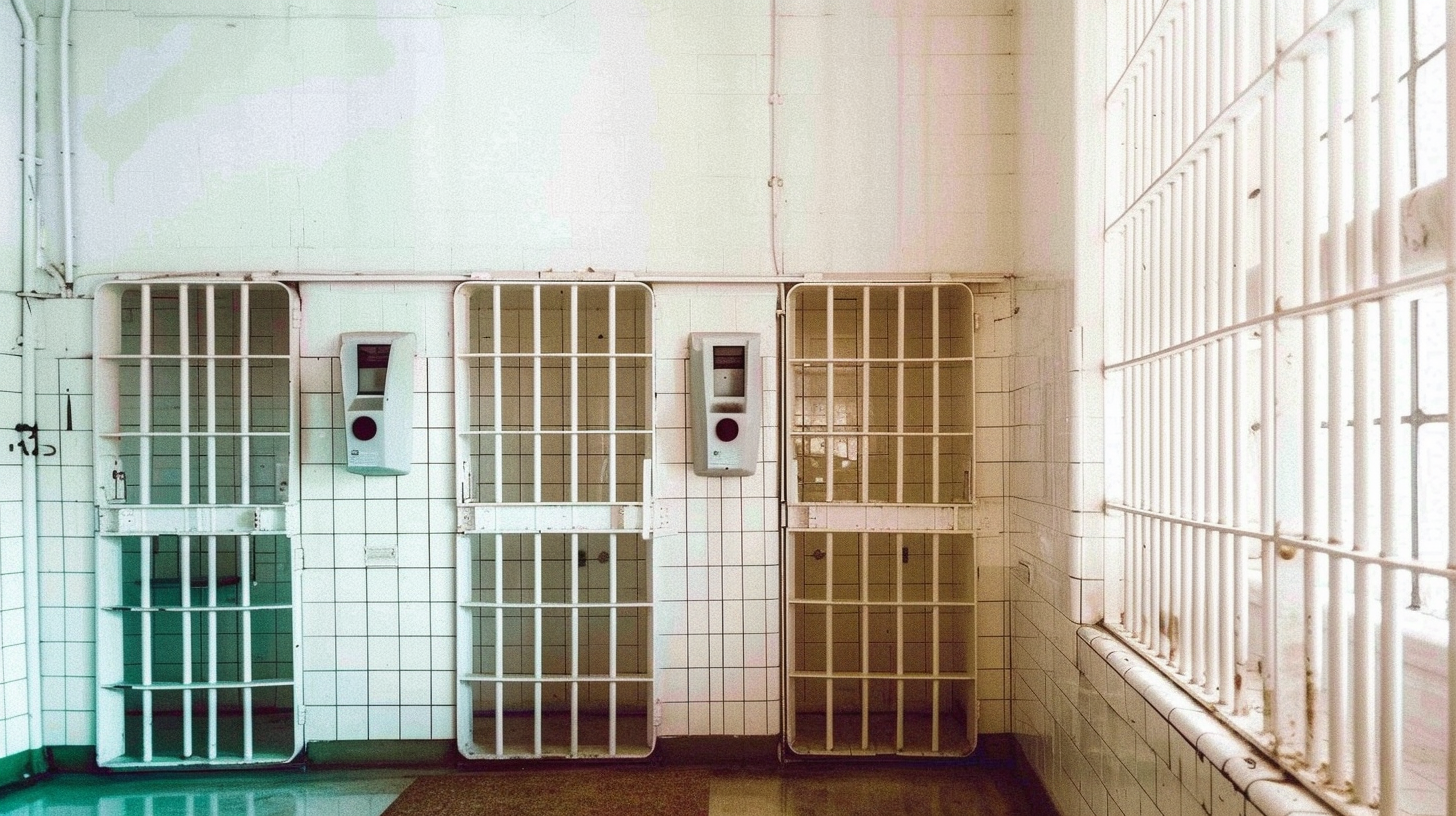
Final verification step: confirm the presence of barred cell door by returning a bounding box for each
[94,281,301,768]
[783,283,979,757]
[454,282,654,759]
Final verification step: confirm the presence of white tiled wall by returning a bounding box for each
[0,354,30,762]
[651,284,781,737]
[34,355,99,749]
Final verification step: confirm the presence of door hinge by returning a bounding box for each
[294,547,305,570]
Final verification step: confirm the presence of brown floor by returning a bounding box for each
[0,758,1058,816]
[703,764,1056,815]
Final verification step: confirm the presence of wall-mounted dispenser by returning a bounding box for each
[689,332,761,477]
[341,332,415,476]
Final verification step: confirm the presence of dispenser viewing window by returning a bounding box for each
[690,332,761,476]
[341,332,415,476]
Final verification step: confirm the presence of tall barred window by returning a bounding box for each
[1103,1,1453,812]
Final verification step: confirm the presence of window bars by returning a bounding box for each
[1103,0,1454,812]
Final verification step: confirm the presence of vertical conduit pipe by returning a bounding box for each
[59,0,71,288]
[9,0,41,756]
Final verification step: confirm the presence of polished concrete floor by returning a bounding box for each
[0,762,1055,815]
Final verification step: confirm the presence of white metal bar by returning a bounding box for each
[1191,151,1209,691]
[140,284,155,763]
[1259,85,1279,742]
[571,287,580,505]
[895,531,904,750]
[1218,126,1238,709]
[205,286,220,762]
[1350,7,1378,800]
[493,287,504,504]
[1326,20,1352,786]
[178,285,194,760]
[240,534,253,761]
[533,287,543,504]
[1447,2,1456,811]
[861,289,871,505]
[608,285,618,504]
[850,530,861,751]
[825,531,835,752]
[495,534,504,756]
[609,532,619,756]
[826,287,836,503]
[1301,43,1328,770]
[534,532,543,755]
[1375,0,1401,810]
[931,287,942,503]
[896,289,906,506]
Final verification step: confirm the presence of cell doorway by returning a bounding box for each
[454,282,655,759]
[783,283,979,757]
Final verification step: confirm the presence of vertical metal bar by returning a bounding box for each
[1301,44,1328,771]
[610,532,619,757]
[1191,154,1208,690]
[861,289,871,505]
[1176,173,1192,677]
[895,530,905,751]
[1219,126,1238,709]
[534,532,543,755]
[1259,84,1279,742]
[1445,0,1456,806]
[896,289,906,506]
[178,285,193,759]
[929,286,942,752]
[1326,22,1352,787]
[609,285,619,503]
[238,285,253,760]
[1375,1,1402,810]
[931,286,942,503]
[492,288,505,756]
[1350,7,1378,800]
[493,286,504,504]
[850,530,861,751]
[1231,118,1251,701]
[571,287,580,505]
[140,284,154,763]
[826,287,836,502]
[533,286,543,504]
[895,288,908,749]
[530,287,545,755]
[204,286,219,761]
[570,290,580,757]
[240,533,253,760]
[1203,138,1222,698]
[1157,193,1170,659]
[825,531,835,752]
[495,533,504,756]
[860,291,870,749]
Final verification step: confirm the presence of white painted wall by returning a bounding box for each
[37,0,1017,283]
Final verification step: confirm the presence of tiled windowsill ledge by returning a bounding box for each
[1077,627,1335,816]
